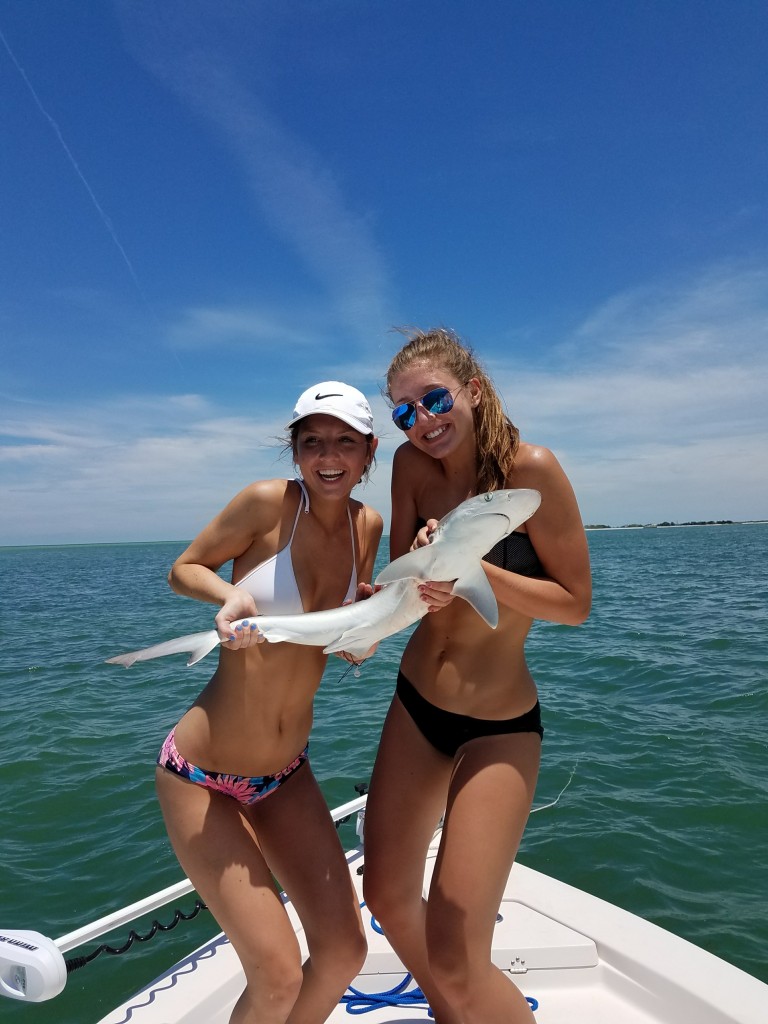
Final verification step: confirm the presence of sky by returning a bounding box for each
[1,0,767,545]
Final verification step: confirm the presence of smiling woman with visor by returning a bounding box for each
[363,329,592,1024]
[155,382,383,1024]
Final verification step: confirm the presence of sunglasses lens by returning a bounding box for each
[422,387,454,415]
[391,387,456,431]
[392,403,416,430]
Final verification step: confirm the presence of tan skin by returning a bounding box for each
[156,414,382,1024]
[363,362,591,1024]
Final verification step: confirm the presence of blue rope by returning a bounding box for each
[347,907,539,1016]
[340,971,539,1016]
[340,972,433,1015]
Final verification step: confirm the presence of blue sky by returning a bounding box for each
[2,0,767,545]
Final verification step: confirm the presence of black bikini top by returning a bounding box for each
[414,517,543,578]
[483,531,544,577]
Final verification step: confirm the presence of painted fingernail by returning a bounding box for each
[228,634,236,641]
[249,622,258,630]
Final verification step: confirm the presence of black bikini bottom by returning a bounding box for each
[396,671,543,759]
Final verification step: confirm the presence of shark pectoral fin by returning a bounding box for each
[255,626,297,645]
[452,567,499,628]
[105,630,220,668]
[323,631,377,659]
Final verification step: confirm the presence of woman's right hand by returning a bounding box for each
[410,519,437,551]
[216,588,264,649]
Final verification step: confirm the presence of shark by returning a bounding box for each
[105,488,541,668]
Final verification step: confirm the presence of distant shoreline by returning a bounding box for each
[585,520,768,531]
[2,521,768,551]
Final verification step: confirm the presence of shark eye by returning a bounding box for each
[484,493,493,502]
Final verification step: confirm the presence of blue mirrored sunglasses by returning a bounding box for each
[391,386,459,431]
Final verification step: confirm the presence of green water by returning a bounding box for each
[1,525,767,1023]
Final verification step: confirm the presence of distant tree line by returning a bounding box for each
[584,520,742,530]
[656,520,735,527]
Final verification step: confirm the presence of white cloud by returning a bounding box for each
[117,1,392,349]
[492,264,768,525]
[2,263,767,544]
[168,306,324,352]
[0,389,394,545]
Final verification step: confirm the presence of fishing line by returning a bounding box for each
[336,658,363,683]
[530,757,581,814]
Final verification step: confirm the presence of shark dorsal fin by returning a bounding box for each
[375,544,438,585]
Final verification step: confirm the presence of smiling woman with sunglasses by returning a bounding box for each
[363,328,592,1024]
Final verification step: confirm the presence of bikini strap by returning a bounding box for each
[347,503,358,581]
[294,477,310,514]
[289,480,309,545]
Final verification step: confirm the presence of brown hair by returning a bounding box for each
[385,327,519,492]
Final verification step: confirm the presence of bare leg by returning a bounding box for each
[247,765,366,1024]
[363,697,461,1024]
[426,733,541,1024]
[156,764,364,1024]
[156,767,302,1023]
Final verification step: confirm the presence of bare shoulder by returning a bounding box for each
[392,440,441,488]
[393,440,430,472]
[512,442,566,483]
[176,478,293,571]
[350,498,384,538]
[222,478,293,533]
[510,443,578,501]
[511,442,582,527]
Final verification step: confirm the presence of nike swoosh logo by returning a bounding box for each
[315,392,343,400]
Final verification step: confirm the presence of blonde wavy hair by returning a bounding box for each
[385,327,519,492]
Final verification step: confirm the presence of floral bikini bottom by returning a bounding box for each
[157,728,308,805]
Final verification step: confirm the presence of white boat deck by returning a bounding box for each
[97,830,768,1024]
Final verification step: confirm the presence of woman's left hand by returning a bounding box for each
[419,579,455,613]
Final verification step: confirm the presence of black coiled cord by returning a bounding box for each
[65,899,208,973]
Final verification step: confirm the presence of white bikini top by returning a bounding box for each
[235,480,357,614]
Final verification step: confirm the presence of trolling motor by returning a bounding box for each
[0,930,67,1002]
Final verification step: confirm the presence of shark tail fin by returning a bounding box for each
[186,632,223,665]
[105,629,220,668]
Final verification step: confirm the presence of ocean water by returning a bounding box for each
[1,524,767,1023]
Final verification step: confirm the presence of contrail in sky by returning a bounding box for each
[0,25,144,296]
